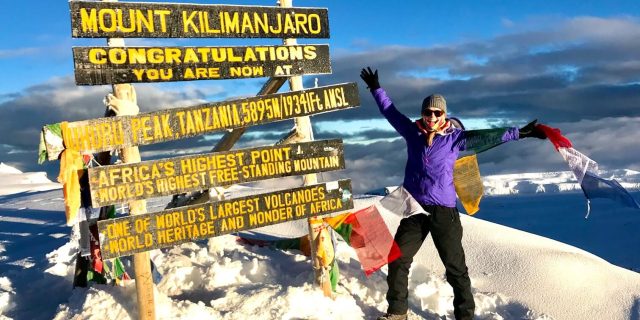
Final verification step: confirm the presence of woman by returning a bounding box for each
[360,67,545,320]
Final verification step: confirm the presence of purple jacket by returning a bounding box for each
[372,88,519,207]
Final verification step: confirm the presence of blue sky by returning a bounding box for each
[2,0,640,192]
[3,0,639,93]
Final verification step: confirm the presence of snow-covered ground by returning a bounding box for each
[1,165,639,320]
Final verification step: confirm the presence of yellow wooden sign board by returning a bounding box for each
[42,83,358,160]
[73,44,331,85]
[70,1,330,39]
[98,179,353,259]
[89,139,345,206]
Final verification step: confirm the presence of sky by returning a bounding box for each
[2,0,640,193]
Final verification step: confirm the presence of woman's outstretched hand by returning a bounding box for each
[519,120,547,139]
[360,67,380,90]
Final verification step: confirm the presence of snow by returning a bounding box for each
[0,163,60,196]
[1,164,639,320]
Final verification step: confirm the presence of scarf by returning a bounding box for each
[415,118,452,146]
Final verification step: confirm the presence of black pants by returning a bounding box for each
[386,205,475,320]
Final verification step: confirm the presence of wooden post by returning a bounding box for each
[107,25,156,320]
[279,0,333,297]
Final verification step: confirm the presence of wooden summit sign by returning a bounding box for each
[73,44,331,85]
[98,179,353,259]
[89,139,345,207]
[53,0,346,315]
[70,1,330,39]
[42,83,358,160]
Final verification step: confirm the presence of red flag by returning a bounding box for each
[327,205,402,276]
[537,124,572,150]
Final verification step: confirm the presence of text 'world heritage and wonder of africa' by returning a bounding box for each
[97,180,353,259]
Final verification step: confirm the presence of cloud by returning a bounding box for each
[324,116,640,193]
[314,16,640,125]
[316,128,397,141]
[5,16,640,195]
[0,76,217,151]
[323,139,406,193]
[0,76,222,180]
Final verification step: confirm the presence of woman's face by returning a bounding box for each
[422,108,445,130]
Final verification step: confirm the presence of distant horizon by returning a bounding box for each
[4,161,639,199]
[1,163,639,319]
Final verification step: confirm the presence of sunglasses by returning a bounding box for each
[423,110,444,117]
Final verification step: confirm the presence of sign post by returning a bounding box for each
[279,0,331,296]
[105,34,156,320]
[50,0,354,315]
[113,84,156,320]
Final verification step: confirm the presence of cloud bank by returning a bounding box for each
[3,16,640,193]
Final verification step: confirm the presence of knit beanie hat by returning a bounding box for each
[421,94,447,114]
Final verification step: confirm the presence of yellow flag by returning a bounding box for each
[453,154,483,215]
[323,212,350,229]
[309,217,334,296]
[310,217,334,268]
[57,122,84,226]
